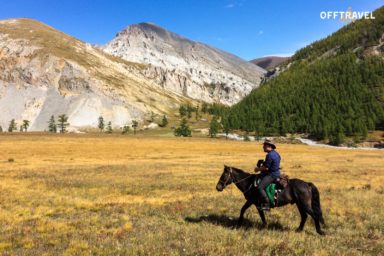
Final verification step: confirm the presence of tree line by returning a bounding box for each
[221,53,384,145]
[1,113,169,135]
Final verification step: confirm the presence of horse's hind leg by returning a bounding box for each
[308,211,324,235]
[296,204,307,232]
[302,201,324,235]
[237,200,252,228]
[256,207,267,227]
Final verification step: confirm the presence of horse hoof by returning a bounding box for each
[317,230,325,236]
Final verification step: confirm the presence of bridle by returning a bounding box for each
[220,166,254,189]
[220,167,233,187]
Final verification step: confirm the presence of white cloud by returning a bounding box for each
[224,0,245,8]
[225,3,235,8]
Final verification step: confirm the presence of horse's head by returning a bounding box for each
[216,165,233,192]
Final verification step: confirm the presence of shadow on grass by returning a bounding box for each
[184,214,289,231]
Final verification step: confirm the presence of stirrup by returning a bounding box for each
[257,203,270,211]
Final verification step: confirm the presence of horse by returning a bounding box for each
[216,165,325,235]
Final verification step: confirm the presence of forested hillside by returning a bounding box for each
[225,6,384,144]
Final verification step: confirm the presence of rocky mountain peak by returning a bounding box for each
[103,22,266,105]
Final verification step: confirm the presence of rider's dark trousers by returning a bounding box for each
[257,174,275,204]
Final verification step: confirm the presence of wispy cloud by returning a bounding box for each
[258,30,264,36]
[224,0,245,8]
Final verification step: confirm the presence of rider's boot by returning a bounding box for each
[257,190,270,211]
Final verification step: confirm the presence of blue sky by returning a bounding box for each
[1,0,383,60]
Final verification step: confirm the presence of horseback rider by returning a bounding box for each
[254,139,281,210]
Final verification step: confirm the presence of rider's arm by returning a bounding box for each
[255,153,272,173]
[254,165,269,172]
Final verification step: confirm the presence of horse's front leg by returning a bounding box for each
[237,200,252,228]
[256,207,267,228]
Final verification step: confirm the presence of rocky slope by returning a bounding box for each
[0,18,195,131]
[102,22,266,105]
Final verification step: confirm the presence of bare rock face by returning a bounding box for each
[102,23,266,105]
[0,19,193,131]
[0,19,265,131]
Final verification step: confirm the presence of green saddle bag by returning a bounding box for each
[255,178,276,207]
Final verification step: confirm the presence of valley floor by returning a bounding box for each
[0,134,383,255]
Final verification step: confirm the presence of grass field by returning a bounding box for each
[0,133,383,255]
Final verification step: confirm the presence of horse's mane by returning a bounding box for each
[230,166,254,176]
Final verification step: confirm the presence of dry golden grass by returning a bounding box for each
[0,133,383,255]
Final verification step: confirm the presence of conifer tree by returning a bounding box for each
[57,114,69,133]
[174,118,192,137]
[48,115,57,133]
[98,116,105,132]
[8,119,17,132]
[106,121,112,134]
[209,116,220,138]
[132,120,138,134]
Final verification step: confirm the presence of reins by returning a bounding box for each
[227,167,254,184]
[220,167,255,195]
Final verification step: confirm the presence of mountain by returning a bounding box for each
[102,22,266,105]
[224,6,384,144]
[250,56,289,70]
[0,18,195,131]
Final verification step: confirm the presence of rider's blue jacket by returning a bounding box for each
[264,150,281,177]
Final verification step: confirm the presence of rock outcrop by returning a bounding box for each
[102,23,266,105]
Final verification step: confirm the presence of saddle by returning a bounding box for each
[254,174,289,208]
[254,174,289,189]
[274,174,289,189]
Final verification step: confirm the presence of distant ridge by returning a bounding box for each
[250,56,290,70]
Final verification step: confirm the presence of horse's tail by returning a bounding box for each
[308,182,325,225]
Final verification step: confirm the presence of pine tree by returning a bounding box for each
[187,105,193,119]
[201,102,208,113]
[222,116,231,140]
[209,116,220,138]
[22,120,30,132]
[195,105,200,121]
[331,132,345,146]
[132,120,138,134]
[106,121,112,134]
[98,116,105,132]
[57,114,69,133]
[179,105,188,118]
[8,119,17,132]
[122,125,130,134]
[160,115,168,127]
[174,118,192,137]
[48,115,57,133]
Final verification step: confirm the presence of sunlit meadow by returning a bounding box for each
[0,133,383,255]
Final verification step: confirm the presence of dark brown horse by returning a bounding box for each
[216,165,325,235]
